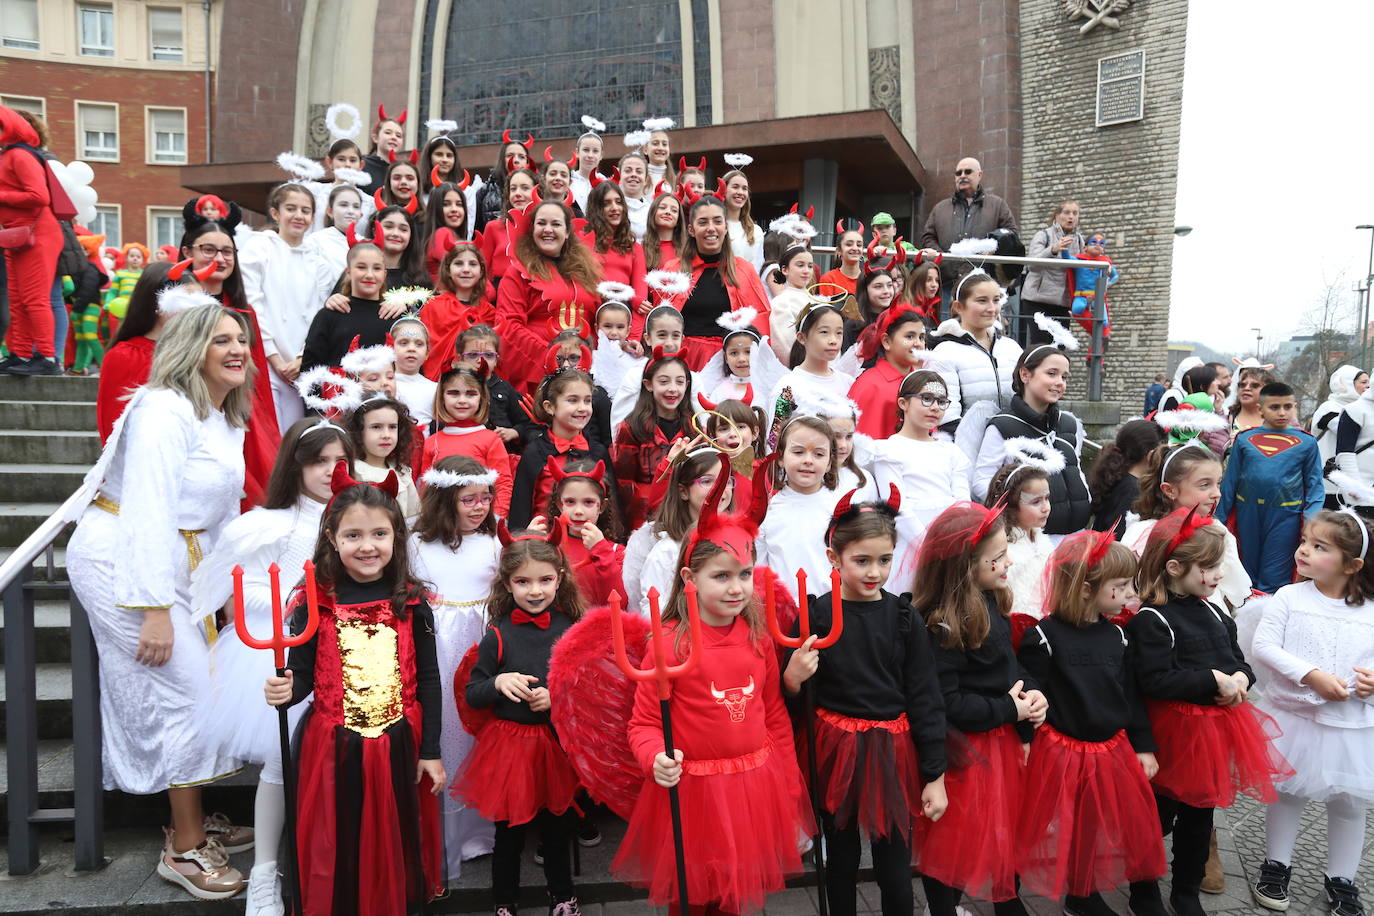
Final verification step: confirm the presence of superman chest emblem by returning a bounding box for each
[1249,432,1301,457]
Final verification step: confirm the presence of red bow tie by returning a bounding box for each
[512,608,550,629]
[550,432,588,453]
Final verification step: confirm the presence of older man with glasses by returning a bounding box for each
[919,157,1018,296]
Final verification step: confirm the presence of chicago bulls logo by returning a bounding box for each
[710,677,755,722]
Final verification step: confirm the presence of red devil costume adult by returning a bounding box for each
[281,463,443,916]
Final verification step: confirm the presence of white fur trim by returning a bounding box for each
[382,286,432,310]
[425,118,457,134]
[723,152,753,169]
[1032,312,1081,350]
[296,366,363,413]
[324,103,362,141]
[275,151,325,181]
[596,281,637,303]
[623,130,652,149]
[642,117,676,132]
[421,467,499,489]
[645,270,691,296]
[1154,409,1229,432]
[1002,436,1067,474]
[791,386,860,422]
[768,213,819,240]
[715,307,759,334]
[341,344,396,376]
[332,167,372,187]
[581,115,606,133]
[156,286,218,316]
[950,237,998,256]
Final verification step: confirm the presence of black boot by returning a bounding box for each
[1129,881,1167,916]
[1065,892,1120,916]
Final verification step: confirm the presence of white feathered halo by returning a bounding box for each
[296,365,364,414]
[157,285,218,316]
[425,118,458,134]
[324,102,362,141]
[623,130,652,149]
[276,152,325,181]
[581,115,606,133]
[645,270,691,297]
[1153,409,1229,432]
[723,152,753,169]
[1002,436,1067,475]
[596,281,637,304]
[642,117,675,132]
[768,213,819,240]
[383,286,432,310]
[332,167,372,187]
[716,307,759,336]
[1032,312,1081,351]
[341,344,396,377]
[421,467,499,489]
[950,237,998,256]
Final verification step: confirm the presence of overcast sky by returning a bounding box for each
[1170,2,1374,359]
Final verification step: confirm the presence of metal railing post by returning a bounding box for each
[1088,266,1109,401]
[5,567,39,875]
[69,591,105,870]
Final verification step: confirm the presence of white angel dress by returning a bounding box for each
[196,495,324,783]
[868,434,970,588]
[1005,526,1055,618]
[696,334,787,414]
[65,386,245,793]
[756,485,847,604]
[410,530,502,877]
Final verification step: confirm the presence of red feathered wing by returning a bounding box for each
[453,643,496,737]
[548,605,651,820]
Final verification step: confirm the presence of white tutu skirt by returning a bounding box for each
[205,626,308,782]
[1263,703,1374,805]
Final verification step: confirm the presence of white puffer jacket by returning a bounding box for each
[928,318,1023,422]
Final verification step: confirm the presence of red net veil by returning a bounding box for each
[1039,528,1119,618]
[1145,504,1210,557]
[911,500,1005,566]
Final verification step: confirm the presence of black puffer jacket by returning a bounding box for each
[986,395,1091,535]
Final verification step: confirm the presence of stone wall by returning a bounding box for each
[213,0,304,162]
[1019,0,1189,412]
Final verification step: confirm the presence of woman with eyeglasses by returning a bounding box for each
[1230,365,1276,437]
[178,220,282,505]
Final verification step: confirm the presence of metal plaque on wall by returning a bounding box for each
[1096,50,1146,127]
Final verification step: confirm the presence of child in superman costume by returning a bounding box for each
[1217,381,1323,594]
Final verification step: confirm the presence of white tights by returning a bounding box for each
[253,779,285,869]
[1265,792,1367,880]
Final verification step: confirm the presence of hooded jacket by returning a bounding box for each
[1312,364,1364,464]
[0,106,51,229]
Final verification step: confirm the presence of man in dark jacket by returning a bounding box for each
[920,158,1017,290]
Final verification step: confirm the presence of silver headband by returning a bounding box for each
[1340,506,1370,560]
[1160,441,1213,480]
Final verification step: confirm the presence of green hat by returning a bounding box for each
[871,212,896,227]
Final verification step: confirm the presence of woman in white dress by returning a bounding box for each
[408,455,502,878]
[66,302,255,900]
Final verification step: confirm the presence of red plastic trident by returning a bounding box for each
[763,567,844,916]
[608,586,702,913]
[231,561,320,916]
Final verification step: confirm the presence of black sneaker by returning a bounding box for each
[1254,860,1292,911]
[1129,881,1167,916]
[576,818,601,848]
[533,843,544,865]
[10,356,61,376]
[1327,876,1366,916]
[1168,890,1206,916]
[1066,892,1120,916]
[548,896,580,916]
[0,353,27,375]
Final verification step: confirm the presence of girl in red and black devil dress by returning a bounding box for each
[455,529,584,915]
[265,466,444,916]
[784,487,949,916]
[614,456,813,916]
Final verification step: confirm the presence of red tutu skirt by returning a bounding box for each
[805,708,924,841]
[1147,700,1294,808]
[612,743,812,915]
[1017,727,1166,898]
[680,336,720,371]
[914,724,1024,902]
[452,718,580,826]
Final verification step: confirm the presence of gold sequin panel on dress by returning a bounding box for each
[336,618,404,737]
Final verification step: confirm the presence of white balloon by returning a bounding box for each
[71,186,97,209]
[66,160,94,186]
[77,204,97,224]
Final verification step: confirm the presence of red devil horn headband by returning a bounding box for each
[544,456,606,484]
[329,459,398,501]
[378,104,407,126]
[497,518,565,548]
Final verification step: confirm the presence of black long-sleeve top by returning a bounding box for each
[1125,594,1254,705]
[301,296,392,371]
[507,429,617,528]
[465,610,575,725]
[1018,616,1155,751]
[285,576,442,758]
[1090,474,1139,539]
[485,373,537,450]
[924,592,1038,742]
[788,590,947,781]
[681,253,731,337]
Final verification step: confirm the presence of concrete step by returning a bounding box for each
[0,374,99,402]
[0,600,71,664]
[0,429,101,466]
[0,399,97,431]
[0,504,68,550]
[0,464,89,503]
[0,662,72,739]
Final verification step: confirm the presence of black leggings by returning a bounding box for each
[1155,794,1214,893]
[922,876,1028,916]
[822,810,913,916]
[491,809,576,905]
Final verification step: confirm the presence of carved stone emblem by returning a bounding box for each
[1065,0,1131,35]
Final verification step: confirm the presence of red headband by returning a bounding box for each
[684,453,768,565]
[545,456,607,484]
[497,517,565,548]
[696,386,754,412]
[329,459,398,505]
[377,104,407,126]
[825,485,901,546]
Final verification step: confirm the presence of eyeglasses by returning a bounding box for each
[955,168,977,177]
[195,244,236,260]
[461,350,498,362]
[915,393,951,409]
[458,494,494,508]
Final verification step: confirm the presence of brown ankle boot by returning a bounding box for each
[1200,827,1225,894]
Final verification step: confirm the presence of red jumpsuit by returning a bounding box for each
[0,107,59,359]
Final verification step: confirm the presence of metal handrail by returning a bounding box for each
[810,247,1113,400]
[4,488,105,874]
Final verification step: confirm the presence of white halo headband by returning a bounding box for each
[421,467,499,489]
[1339,505,1371,560]
[300,418,347,438]
[1002,436,1067,477]
[1032,312,1080,350]
[296,366,364,413]
[1159,440,1215,480]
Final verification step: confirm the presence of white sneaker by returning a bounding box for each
[156,829,245,900]
[245,862,285,916]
